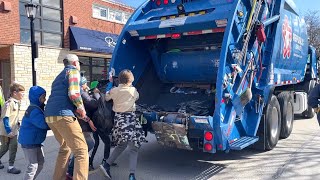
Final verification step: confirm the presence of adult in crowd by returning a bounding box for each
[308,83,320,126]
[44,54,89,180]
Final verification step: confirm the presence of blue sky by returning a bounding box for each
[120,0,320,14]
[294,0,320,13]
[116,0,145,7]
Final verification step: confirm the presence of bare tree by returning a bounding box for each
[304,10,320,56]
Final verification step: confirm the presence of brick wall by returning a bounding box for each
[63,0,134,48]
[11,44,68,110]
[0,0,20,45]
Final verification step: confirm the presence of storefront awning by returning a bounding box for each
[69,26,119,54]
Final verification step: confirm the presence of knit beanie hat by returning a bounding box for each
[80,76,87,86]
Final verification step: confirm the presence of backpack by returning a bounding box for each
[92,93,114,131]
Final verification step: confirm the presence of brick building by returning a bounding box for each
[0,0,134,109]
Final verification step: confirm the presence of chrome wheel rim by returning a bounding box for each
[271,107,279,139]
[286,102,293,129]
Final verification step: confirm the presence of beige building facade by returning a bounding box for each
[7,44,66,110]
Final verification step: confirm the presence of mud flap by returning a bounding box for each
[152,122,192,150]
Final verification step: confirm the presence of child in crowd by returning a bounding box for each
[18,86,49,180]
[0,79,5,114]
[90,76,119,171]
[0,83,25,174]
[100,69,146,180]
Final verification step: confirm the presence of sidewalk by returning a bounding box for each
[0,131,107,180]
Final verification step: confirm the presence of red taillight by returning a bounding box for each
[164,0,169,5]
[204,143,213,151]
[156,0,161,6]
[204,131,213,141]
[171,33,181,39]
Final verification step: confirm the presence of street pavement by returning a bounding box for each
[0,115,319,180]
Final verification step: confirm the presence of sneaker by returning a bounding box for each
[7,167,21,174]
[89,164,94,171]
[129,173,136,180]
[66,173,73,180]
[102,159,117,167]
[99,161,111,179]
[111,163,118,167]
[111,141,117,147]
[0,161,4,169]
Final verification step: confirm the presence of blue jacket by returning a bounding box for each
[18,86,49,147]
[44,65,78,117]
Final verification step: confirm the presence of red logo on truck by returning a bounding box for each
[282,15,292,59]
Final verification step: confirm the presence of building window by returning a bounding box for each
[79,56,110,84]
[92,4,131,24]
[19,0,63,47]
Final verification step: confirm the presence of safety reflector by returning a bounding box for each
[138,28,225,40]
[274,79,300,85]
[139,34,171,40]
[183,28,225,36]
[215,19,228,27]
[128,30,139,37]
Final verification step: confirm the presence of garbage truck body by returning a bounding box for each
[108,0,318,153]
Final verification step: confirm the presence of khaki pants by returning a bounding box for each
[0,135,18,166]
[47,116,88,180]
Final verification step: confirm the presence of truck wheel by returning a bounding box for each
[302,80,316,118]
[277,92,294,139]
[265,95,281,150]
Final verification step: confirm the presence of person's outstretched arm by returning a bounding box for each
[68,69,86,118]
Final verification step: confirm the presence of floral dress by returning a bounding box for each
[112,112,146,148]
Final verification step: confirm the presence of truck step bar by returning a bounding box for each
[229,136,259,150]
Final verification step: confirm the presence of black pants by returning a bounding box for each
[90,128,111,164]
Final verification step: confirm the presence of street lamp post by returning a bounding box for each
[25,1,38,86]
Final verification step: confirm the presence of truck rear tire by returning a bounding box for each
[277,92,294,139]
[265,95,281,150]
[302,80,316,118]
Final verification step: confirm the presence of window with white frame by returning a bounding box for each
[19,0,63,47]
[92,5,131,24]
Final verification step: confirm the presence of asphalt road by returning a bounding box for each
[0,115,319,180]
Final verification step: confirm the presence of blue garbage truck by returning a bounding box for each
[108,0,318,153]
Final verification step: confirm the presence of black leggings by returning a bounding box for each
[90,129,111,164]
